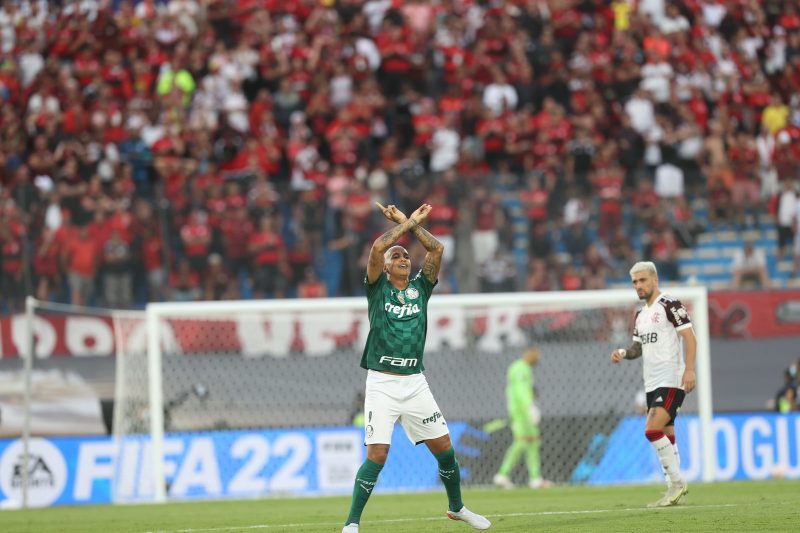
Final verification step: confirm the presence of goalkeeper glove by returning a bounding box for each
[528,403,541,424]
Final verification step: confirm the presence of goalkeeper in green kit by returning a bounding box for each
[493,347,552,489]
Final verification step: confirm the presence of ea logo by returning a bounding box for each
[0,439,67,507]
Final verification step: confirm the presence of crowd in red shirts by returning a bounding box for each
[1,0,799,311]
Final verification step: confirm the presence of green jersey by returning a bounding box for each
[506,359,534,418]
[360,270,436,374]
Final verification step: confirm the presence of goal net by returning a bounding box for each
[118,288,712,503]
[0,298,145,508]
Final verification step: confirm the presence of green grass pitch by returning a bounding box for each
[3,480,798,532]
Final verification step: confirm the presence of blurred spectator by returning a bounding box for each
[650,229,680,282]
[563,223,591,264]
[63,225,98,306]
[156,58,196,107]
[707,175,734,225]
[528,223,554,266]
[670,197,703,248]
[654,161,684,201]
[729,131,762,229]
[762,93,789,135]
[625,88,655,136]
[631,179,660,229]
[774,360,799,413]
[329,210,368,297]
[287,231,315,292]
[297,268,328,298]
[204,253,236,300]
[775,180,797,263]
[582,244,610,290]
[525,258,554,292]
[180,208,212,276]
[429,113,460,173]
[520,175,550,236]
[141,225,167,303]
[426,187,458,268]
[479,248,516,293]
[607,226,636,271]
[103,230,132,309]
[777,385,798,413]
[594,166,624,242]
[559,263,583,291]
[249,214,287,299]
[32,225,60,301]
[731,241,770,290]
[482,67,518,116]
[0,218,25,312]
[169,258,201,302]
[470,185,502,266]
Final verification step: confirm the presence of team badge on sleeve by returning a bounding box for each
[672,306,688,325]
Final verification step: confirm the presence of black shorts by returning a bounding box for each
[253,264,286,294]
[778,226,795,249]
[646,387,686,426]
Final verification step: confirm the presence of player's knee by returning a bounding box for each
[367,445,389,465]
[645,429,665,442]
[426,434,452,455]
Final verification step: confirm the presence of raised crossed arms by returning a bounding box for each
[366,203,444,284]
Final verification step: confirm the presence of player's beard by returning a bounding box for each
[638,288,652,301]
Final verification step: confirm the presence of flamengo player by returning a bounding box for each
[611,261,696,507]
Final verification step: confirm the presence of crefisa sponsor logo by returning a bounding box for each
[0,438,67,507]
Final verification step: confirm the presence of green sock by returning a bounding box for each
[526,440,541,481]
[435,448,463,512]
[345,459,383,525]
[498,440,526,476]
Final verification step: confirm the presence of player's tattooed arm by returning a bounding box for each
[412,225,444,284]
[406,204,444,284]
[624,342,643,360]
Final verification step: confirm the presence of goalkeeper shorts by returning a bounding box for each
[509,417,539,439]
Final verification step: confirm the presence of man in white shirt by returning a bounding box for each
[429,114,460,172]
[611,262,696,507]
[625,88,656,134]
[731,241,770,289]
[659,4,690,34]
[482,69,518,116]
[776,180,797,262]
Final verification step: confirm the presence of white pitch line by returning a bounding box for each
[143,503,739,533]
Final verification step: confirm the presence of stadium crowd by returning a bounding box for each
[1,0,800,311]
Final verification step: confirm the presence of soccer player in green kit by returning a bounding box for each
[342,203,491,532]
[492,347,552,489]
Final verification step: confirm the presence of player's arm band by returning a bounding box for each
[624,343,642,360]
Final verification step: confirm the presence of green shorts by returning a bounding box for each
[510,418,539,439]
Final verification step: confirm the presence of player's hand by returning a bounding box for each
[611,349,626,364]
[682,369,696,393]
[375,202,407,224]
[410,203,432,225]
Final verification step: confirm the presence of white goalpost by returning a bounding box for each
[14,297,145,508]
[135,287,714,503]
